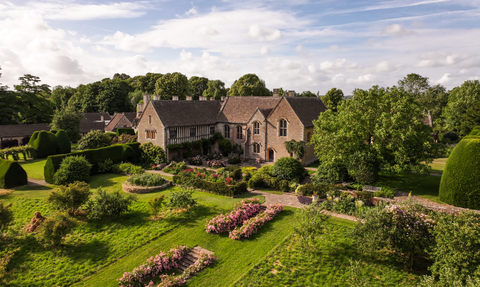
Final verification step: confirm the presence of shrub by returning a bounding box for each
[36,212,79,247]
[127,173,165,187]
[139,142,166,165]
[86,188,137,219]
[229,204,283,240]
[222,166,242,180]
[346,151,380,184]
[44,143,140,183]
[187,155,203,166]
[295,183,330,197]
[293,200,329,251]
[312,161,349,184]
[346,183,364,191]
[97,158,114,173]
[258,165,273,176]
[218,139,232,156]
[0,201,14,232]
[373,187,395,199]
[227,155,241,164]
[113,134,137,144]
[112,162,144,175]
[173,175,247,197]
[147,195,166,214]
[53,156,92,185]
[47,181,91,216]
[116,128,135,136]
[271,157,305,181]
[206,152,222,160]
[29,131,58,158]
[55,130,71,154]
[248,173,291,192]
[77,130,111,150]
[207,159,226,168]
[321,192,357,215]
[248,173,266,189]
[167,188,197,209]
[0,159,28,188]
[439,135,480,209]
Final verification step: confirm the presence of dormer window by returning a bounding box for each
[279,119,287,137]
[254,122,260,135]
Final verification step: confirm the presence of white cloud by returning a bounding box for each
[102,32,152,53]
[382,24,415,36]
[436,73,451,84]
[260,47,271,55]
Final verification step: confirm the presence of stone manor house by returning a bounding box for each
[136,91,326,165]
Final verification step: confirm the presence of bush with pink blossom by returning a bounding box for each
[229,204,284,240]
[205,198,261,234]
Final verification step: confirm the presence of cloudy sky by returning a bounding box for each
[0,0,479,95]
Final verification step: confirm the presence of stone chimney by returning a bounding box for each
[226,91,230,97]
[143,94,150,104]
[288,90,295,97]
[221,96,226,101]
[100,115,104,122]
[273,88,279,97]
[199,96,207,101]
[172,96,179,101]
[186,96,192,101]
[153,95,160,100]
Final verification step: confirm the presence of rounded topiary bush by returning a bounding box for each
[53,156,92,185]
[55,130,71,154]
[32,131,58,158]
[271,157,306,181]
[439,135,480,209]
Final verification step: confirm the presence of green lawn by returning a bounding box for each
[428,158,448,174]
[306,161,320,169]
[18,158,47,180]
[377,171,443,203]
[237,218,422,286]
[256,188,284,195]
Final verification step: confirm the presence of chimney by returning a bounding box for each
[143,94,150,104]
[288,90,295,97]
[317,91,320,97]
[172,96,179,101]
[226,91,230,97]
[186,96,192,101]
[199,96,207,101]
[100,115,104,122]
[221,96,226,101]
[273,88,279,97]
[153,95,160,100]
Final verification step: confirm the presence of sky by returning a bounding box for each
[0,0,479,95]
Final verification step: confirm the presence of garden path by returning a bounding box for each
[28,178,48,186]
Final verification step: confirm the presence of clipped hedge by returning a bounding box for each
[55,130,71,154]
[173,175,247,197]
[0,159,28,188]
[469,126,480,136]
[29,131,58,158]
[248,173,290,193]
[116,128,135,136]
[44,143,140,184]
[439,134,480,209]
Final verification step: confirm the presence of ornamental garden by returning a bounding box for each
[1,126,480,286]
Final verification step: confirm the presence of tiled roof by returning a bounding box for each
[80,121,106,133]
[0,123,50,138]
[80,112,111,133]
[82,112,112,122]
[217,97,280,124]
[284,97,326,127]
[259,108,273,118]
[105,112,137,132]
[151,100,223,127]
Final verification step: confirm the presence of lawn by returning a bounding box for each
[306,161,320,169]
[237,217,422,286]
[377,171,443,203]
[428,158,448,174]
[18,158,47,180]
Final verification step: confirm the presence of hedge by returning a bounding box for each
[116,128,135,136]
[44,142,140,184]
[439,134,480,209]
[172,175,247,197]
[248,173,290,193]
[30,131,58,158]
[469,126,480,136]
[0,159,28,188]
[55,130,71,154]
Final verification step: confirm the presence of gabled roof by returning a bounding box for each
[80,112,111,133]
[0,123,50,138]
[81,112,111,122]
[217,97,280,124]
[105,112,137,131]
[284,97,326,127]
[151,100,223,127]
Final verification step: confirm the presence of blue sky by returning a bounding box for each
[0,0,479,95]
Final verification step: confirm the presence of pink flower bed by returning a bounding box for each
[205,198,261,234]
[229,204,284,240]
[118,246,187,287]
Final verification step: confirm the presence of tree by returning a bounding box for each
[50,86,76,111]
[398,73,430,97]
[189,76,209,100]
[297,91,316,97]
[14,74,54,124]
[460,101,480,136]
[311,85,436,183]
[130,73,163,94]
[14,74,51,94]
[419,84,449,121]
[113,73,130,80]
[443,80,480,135]
[155,72,191,100]
[322,88,344,111]
[50,108,82,142]
[229,74,271,97]
[202,80,227,100]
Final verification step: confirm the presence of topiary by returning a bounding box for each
[53,156,92,185]
[31,131,58,158]
[77,130,111,150]
[439,134,480,209]
[55,130,71,154]
[272,157,306,181]
[0,159,28,189]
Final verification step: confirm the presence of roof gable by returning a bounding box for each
[217,96,280,124]
[284,97,326,127]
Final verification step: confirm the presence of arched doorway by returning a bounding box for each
[267,149,274,162]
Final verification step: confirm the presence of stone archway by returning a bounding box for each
[267,149,275,162]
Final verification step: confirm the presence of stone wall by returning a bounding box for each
[137,102,166,149]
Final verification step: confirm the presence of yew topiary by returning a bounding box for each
[31,131,58,158]
[55,130,71,154]
[439,134,480,209]
[0,159,28,188]
[272,157,306,181]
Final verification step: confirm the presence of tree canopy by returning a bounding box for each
[322,88,344,111]
[442,80,480,135]
[311,85,436,184]
[203,80,227,100]
[229,73,271,97]
[154,72,191,100]
[50,108,82,142]
[398,73,429,97]
[189,76,209,100]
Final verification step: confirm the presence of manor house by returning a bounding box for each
[136,91,326,165]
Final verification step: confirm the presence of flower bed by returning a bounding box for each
[229,204,284,240]
[118,245,187,287]
[205,198,262,234]
[122,181,172,194]
[207,159,226,168]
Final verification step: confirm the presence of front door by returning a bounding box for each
[268,149,274,162]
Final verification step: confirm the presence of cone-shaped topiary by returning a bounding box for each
[55,130,71,154]
[439,133,480,209]
[0,159,28,188]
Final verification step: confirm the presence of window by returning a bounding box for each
[210,126,215,135]
[279,119,287,137]
[253,143,260,153]
[224,125,230,138]
[148,115,152,124]
[236,126,243,139]
[146,130,156,139]
[190,127,196,137]
[307,132,312,142]
[253,122,260,135]
[170,129,177,139]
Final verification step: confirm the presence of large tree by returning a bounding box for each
[14,74,54,124]
[154,72,191,100]
[398,73,429,97]
[50,108,82,142]
[189,76,209,100]
[50,85,76,111]
[229,73,271,97]
[130,72,163,95]
[297,91,317,97]
[443,80,480,135]
[202,80,227,100]
[0,67,22,125]
[322,88,344,111]
[311,85,436,184]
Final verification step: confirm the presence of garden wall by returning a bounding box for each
[0,159,28,188]
[44,142,140,184]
